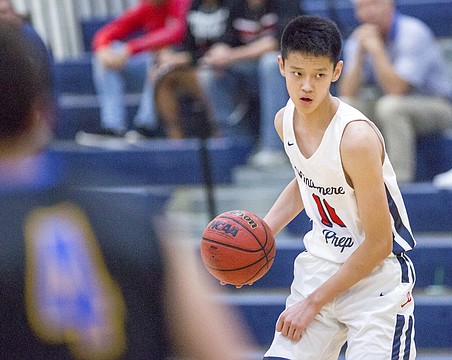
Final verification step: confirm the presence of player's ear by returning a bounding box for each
[278,55,286,77]
[332,60,343,83]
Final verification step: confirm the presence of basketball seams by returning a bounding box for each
[218,214,275,270]
[204,254,271,272]
[217,214,266,250]
[256,216,273,268]
[201,237,263,253]
[205,255,276,286]
[200,210,276,285]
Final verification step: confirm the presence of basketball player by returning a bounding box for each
[0,21,252,359]
[262,16,416,359]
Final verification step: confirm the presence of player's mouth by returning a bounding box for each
[300,96,313,104]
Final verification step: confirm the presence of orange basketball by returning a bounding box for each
[200,210,276,286]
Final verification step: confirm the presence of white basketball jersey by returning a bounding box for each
[283,98,416,263]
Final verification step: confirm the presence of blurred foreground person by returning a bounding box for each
[0,21,252,360]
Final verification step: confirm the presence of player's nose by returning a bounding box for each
[300,77,314,92]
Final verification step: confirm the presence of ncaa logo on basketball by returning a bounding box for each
[229,210,258,229]
[209,220,239,237]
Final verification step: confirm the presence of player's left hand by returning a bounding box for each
[276,298,321,342]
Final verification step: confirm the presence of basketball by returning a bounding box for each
[200,210,276,286]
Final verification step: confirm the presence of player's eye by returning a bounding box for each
[293,72,302,77]
[316,73,325,78]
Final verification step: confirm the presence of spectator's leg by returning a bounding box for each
[92,52,127,134]
[133,53,159,131]
[154,68,186,139]
[375,95,452,183]
[248,52,290,168]
[339,96,377,123]
[258,51,288,152]
[198,66,242,137]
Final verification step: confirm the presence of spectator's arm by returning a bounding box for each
[369,44,411,95]
[126,0,191,54]
[228,35,279,62]
[201,36,278,68]
[357,24,410,95]
[338,48,364,97]
[92,7,144,51]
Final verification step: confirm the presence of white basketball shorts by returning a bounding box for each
[264,251,416,359]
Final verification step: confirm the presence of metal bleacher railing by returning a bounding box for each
[11,0,139,61]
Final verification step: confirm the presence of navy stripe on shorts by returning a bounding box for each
[392,314,414,359]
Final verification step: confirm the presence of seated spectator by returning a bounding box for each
[198,0,302,168]
[152,0,231,139]
[338,0,452,183]
[0,20,253,360]
[77,0,191,143]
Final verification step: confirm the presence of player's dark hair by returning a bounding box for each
[280,15,342,66]
[0,21,45,139]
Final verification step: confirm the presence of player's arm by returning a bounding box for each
[264,108,304,237]
[277,120,393,341]
[264,178,303,237]
[314,120,392,299]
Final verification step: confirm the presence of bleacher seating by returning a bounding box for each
[54,0,452,181]
[50,136,253,186]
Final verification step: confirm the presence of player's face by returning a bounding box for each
[278,52,342,115]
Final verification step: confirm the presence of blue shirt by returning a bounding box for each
[343,12,452,100]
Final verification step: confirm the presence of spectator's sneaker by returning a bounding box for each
[125,126,156,143]
[248,149,288,169]
[75,128,125,147]
[433,169,452,189]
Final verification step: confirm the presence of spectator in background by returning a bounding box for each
[338,0,452,183]
[152,0,231,139]
[199,0,302,168]
[0,20,254,360]
[77,0,191,144]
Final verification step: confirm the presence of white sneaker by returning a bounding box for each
[433,168,452,189]
[248,149,288,169]
[125,129,146,143]
[75,130,127,149]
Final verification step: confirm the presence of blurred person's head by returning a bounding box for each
[0,21,53,158]
[353,0,395,33]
